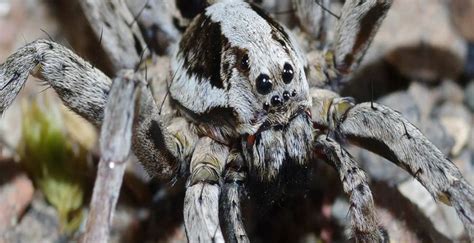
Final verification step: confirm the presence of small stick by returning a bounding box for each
[82,71,140,243]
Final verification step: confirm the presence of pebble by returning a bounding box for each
[466,43,474,77]
[435,102,472,122]
[358,150,411,185]
[449,0,474,42]
[452,149,474,185]
[0,0,10,18]
[398,180,465,239]
[434,102,472,156]
[440,117,471,156]
[465,81,474,111]
[2,195,60,242]
[376,208,421,243]
[0,163,34,232]
[422,120,455,156]
[363,0,466,81]
[377,91,420,125]
[408,82,440,121]
[438,80,465,104]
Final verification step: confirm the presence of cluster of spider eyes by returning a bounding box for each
[240,54,297,111]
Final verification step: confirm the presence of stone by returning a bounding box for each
[0,0,11,18]
[363,0,467,81]
[358,150,411,185]
[465,81,474,111]
[466,43,474,78]
[378,91,421,125]
[2,195,60,242]
[434,102,472,156]
[438,80,465,104]
[452,149,474,185]
[0,162,34,232]
[470,128,474,152]
[435,102,472,122]
[0,100,22,158]
[398,180,465,240]
[449,0,474,42]
[376,208,421,243]
[408,82,440,121]
[422,120,455,156]
[439,117,471,156]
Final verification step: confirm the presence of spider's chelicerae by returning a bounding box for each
[0,0,473,242]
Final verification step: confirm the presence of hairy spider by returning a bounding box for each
[0,0,473,242]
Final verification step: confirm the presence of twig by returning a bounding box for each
[82,70,140,243]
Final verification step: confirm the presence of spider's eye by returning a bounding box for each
[256,74,273,95]
[240,54,250,71]
[283,90,291,101]
[271,95,283,106]
[282,63,294,84]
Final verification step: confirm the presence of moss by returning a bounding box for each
[18,100,89,235]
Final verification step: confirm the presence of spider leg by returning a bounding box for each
[313,92,474,239]
[184,137,228,243]
[126,0,182,55]
[0,40,111,125]
[314,134,388,242]
[78,0,147,71]
[332,0,392,76]
[0,40,193,179]
[220,150,249,243]
[303,0,392,90]
[293,0,331,44]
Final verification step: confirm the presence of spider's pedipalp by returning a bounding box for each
[184,137,228,243]
[317,98,474,238]
[220,150,249,243]
[315,135,388,242]
[132,88,199,179]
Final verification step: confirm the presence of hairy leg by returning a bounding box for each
[220,150,249,243]
[303,0,392,90]
[0,40,110,125]
[184,137,229,243]
[125,0,182,55]
[293,0,331,44]
[0,40,196,179]
[78,0,147,71]
[315,134,388,242]
[312,91,474,238]
[332,0,392,76]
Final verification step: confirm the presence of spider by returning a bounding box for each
[0,0,473,242]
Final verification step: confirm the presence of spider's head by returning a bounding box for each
[170,0,311,132]
[170,1,314,180]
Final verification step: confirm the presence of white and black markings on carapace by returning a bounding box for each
[170,1,310,136]
[168,0,313,179]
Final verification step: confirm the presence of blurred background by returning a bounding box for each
[0,0,473,242]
